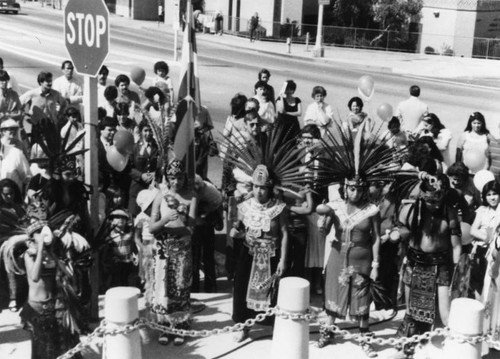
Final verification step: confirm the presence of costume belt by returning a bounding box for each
[245,237,277,311]
[407,247,450,266]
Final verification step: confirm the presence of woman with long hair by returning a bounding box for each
[276,80,302,139]
[470,180,500,299]
[456,112,493,174]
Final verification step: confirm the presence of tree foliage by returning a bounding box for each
[327,0,375,28]
[371,0,423,30]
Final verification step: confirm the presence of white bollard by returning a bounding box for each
[442,298,484,359]
[103,287,142,359]
[270,277,309,359]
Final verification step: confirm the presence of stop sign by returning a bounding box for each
[64,0,110,77]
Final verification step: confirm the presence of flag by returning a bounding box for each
[173,0,199,187]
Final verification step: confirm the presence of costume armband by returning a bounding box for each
[450,227,462,237]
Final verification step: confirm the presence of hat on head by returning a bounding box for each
[252,165,272,186]
[0,118,19,129]
[136,188,159,212]
[109,209,130,220]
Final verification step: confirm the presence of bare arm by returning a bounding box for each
[25,240,44,283]
[149,193,172,234]
[448,206,462,264]
[289,191,313,215]
[370,212,381,280]
[277,208,289,276]
[470,208,488,242]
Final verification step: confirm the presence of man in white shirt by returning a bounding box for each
[396,85,428,132]
[52,60,83,105]
[97,65,109,109]
[0,118,31,191]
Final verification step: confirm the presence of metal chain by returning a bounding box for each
[56,320,107,359]
[54,309,500,359]
[144,307,277,337]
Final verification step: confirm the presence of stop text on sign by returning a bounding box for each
[66,12,107,48]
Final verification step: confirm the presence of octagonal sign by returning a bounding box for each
[64,0,110,77]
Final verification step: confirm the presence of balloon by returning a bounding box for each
[376,103,393,122]
[113,130,135,155]
[357,75,375,100]
[316,204,331,215]
[473,170,495,192]
[465,151,488,175]
[130,66,146,86]
[106,145,129,172]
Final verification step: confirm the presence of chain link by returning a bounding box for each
[56,320,107,359]
[54,308,500,359]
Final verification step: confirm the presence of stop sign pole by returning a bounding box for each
[64,0,110,320]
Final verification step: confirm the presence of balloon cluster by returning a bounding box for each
[106,130,135,172]
[357,75,393,122]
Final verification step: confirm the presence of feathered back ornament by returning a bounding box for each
[30,115,87,176]
[141,100,175,172]
[314,120,412,188]
[218,122,312,195]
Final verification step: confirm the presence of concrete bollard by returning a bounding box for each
[103,287,142,359]
[270,277,309,359]
[305,32,310,51]
[286,37,291,54]
[442,298,484,359]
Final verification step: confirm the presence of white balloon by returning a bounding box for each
[473,170,495,192]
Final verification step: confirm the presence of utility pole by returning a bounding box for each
[313,0,329,57]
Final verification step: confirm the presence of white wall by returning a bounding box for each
[420,7,456,54]
[453,10,476,56]
[281,0,302,24]
[240,0,275,36]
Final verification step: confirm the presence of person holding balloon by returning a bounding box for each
[344,96,374,140]
[456,112,493,175]
[153,61,174,107]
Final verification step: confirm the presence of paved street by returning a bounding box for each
[1,2,500,359]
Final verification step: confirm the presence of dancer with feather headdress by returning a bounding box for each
[313,120,412,357]
[219,114,312,342]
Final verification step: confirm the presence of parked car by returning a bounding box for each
[0,0,20,14]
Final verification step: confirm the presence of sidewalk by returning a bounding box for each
[131,19,500,88]
[0,278,410,359]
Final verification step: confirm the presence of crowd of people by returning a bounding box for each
[0,57,499,359]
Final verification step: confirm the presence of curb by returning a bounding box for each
[139,25,397,75]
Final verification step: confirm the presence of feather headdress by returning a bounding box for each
[313,119,414,189]
[218,121,313,195]
[29,115,87,176]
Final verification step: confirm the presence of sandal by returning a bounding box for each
[360,333,378,358]
[158,333,170,345]
[8,300,17,312]
[173,335,185,346]
[317,327,334,348]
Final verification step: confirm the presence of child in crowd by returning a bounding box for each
[102,209,138,289]
[153,61,174,106]
[388,116,408,165]
[134,188,158,301]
